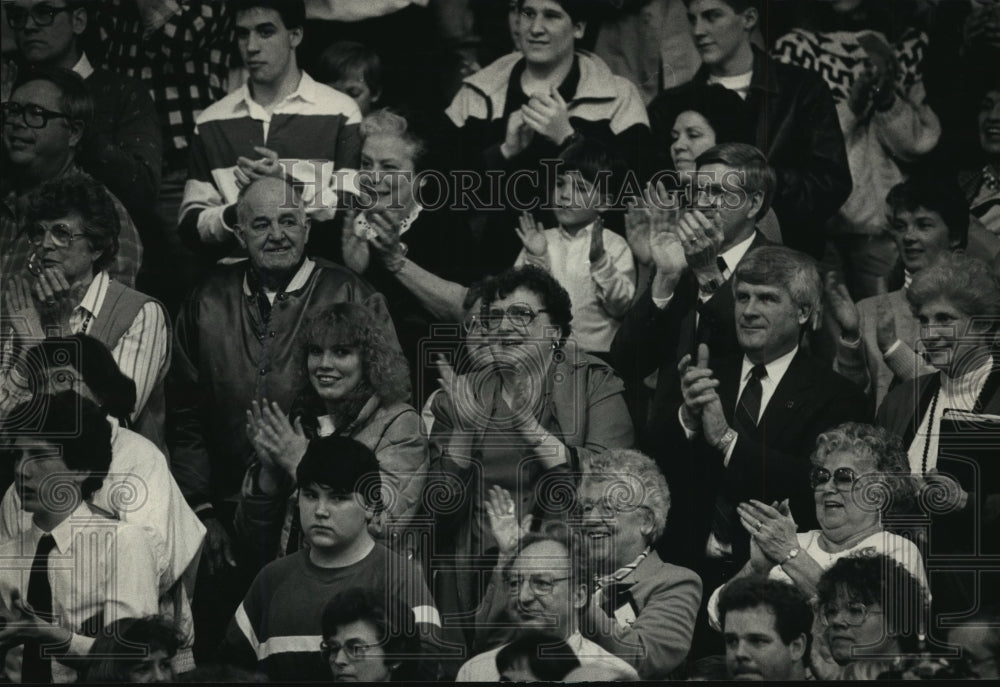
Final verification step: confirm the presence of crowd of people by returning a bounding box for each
[1,0,1000,682]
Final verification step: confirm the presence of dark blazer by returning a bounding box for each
[660,349,869,568]
[610,232,772,436]
[648,46,851,258]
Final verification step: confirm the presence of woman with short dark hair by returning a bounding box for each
[426,264,634,650]
[83,616,182,683]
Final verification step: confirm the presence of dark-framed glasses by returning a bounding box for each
[820,601,882,626]
[483,303,548,330]
[320,638,376,661]
[1,101,71,129]
[25,222,87,248]
[810,466,858,491]
[503,573,570,597]
[5,3,73,29]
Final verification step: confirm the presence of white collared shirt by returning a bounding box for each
[71,52,94,80]
[241,258,316,305]
[67,272,169,421]
[708,70,753,100]
[0,504,160,683]
[907,357,993,474]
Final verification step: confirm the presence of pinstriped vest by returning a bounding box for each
[87,279,171,455]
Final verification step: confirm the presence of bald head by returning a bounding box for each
[234,176,310,279]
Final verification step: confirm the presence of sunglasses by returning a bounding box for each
[810,467,858,491]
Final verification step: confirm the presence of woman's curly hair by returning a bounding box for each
[23,174,121,274]
[484,265,574,343]
[811,422,915,514]
[295,302,410,407]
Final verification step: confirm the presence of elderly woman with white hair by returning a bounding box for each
[473,448,700,680]
[342,107,482,401]
[575,448,703,680]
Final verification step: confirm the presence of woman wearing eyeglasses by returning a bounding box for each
[815,553,929,680]
[237,301,427,561]
[426,264,635,655]
[320,587,423,682]
[705,423,927,673]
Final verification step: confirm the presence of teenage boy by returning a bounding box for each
[648,0,850,259]
[178,0,361,261]
[216,435,440,682]
[0,391,161,684]
[514,138,635,356]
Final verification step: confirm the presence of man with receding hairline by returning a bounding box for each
[167,175,398,659]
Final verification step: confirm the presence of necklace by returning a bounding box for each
[920,388,940,476]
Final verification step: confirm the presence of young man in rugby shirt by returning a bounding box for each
[216,436,441,682]
[178,0,361,263]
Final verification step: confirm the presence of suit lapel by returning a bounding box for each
[758,350,812,431]
[717,356,744,424]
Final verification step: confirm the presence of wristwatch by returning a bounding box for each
[715,427,738,453]
[780,547,800,567]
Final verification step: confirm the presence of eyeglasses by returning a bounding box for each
[820,601,882,626]
[320,638,377,661]
[503,573,570,597]
[5,4,73,29]
[26,223,88,248]
[578,497,644,518]
[810,467,858,491]
[483,303,548,330]
[1,101,71,129]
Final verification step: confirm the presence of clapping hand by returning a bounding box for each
[4,277,45,340]
[435,354,486,430]
[738,499,799,564]
[679,343,718,431]
[875,298,897,354]
[521,85,574,145]
[824,271,860,339]
[245,399,309,478]
[235,146,283,189]
[588,216,606,263]
[624,197,652,267]
[515,211,548,258]
[645,182,687,283]
[484,485,532,557]
[501,109,535,159]
[678,208,724,276]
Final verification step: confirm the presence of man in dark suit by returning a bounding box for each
[611,142,773,441]
[648,0,851,259]
[675,246,868,577]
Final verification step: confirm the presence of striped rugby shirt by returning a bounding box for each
[179,71,361,247]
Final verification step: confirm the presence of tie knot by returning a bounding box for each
[37,533,56,555]
[750,364,767,380]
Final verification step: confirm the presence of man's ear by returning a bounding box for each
[741,8,759,34]
[747,191,764,221]
[572,21,586,41]
[289,26,304,50]
[71,6,87,36]
[233,225,248,249]
[789,633,807,663]
[66,120,85,149]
